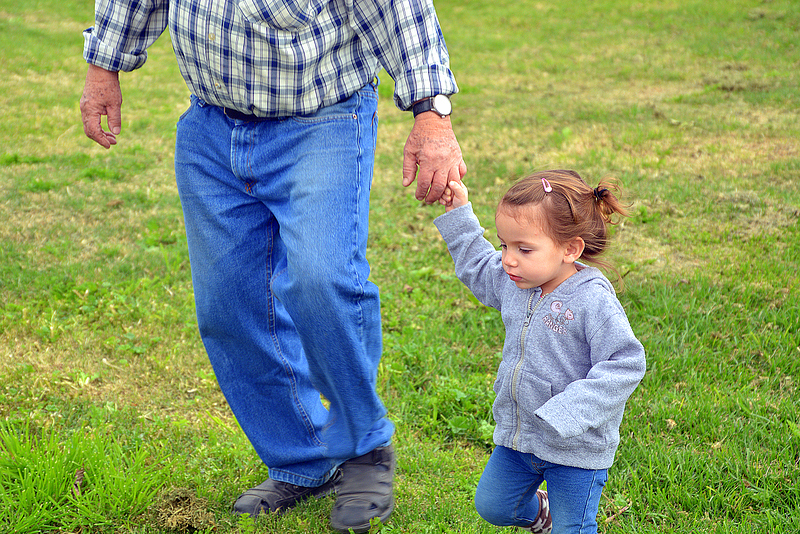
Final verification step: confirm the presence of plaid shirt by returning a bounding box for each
[83,0,458,117]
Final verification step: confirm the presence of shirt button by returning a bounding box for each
[208,33,215,41]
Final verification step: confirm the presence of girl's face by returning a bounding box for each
[495,206,580,294]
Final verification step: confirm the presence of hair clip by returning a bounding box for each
[541,178,553,193]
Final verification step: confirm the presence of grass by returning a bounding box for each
[1,0,799,532]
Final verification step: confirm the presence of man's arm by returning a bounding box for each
[80,0,169,148]
[348,0,466,203]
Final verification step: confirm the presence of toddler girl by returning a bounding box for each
[434,170,646,534]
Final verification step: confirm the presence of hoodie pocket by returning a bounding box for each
[493,364,553,431]
[515,370,553,428]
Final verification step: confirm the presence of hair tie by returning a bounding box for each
[593,187,608,202]
[541,178,553,193]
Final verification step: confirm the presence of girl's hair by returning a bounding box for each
[497,169,630,274]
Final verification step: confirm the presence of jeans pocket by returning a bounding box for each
[177,102,192,124]
[177,94,205,123]
[291,84,377,124]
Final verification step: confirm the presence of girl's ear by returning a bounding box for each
[564,237,585,264]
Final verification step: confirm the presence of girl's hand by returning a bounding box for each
[445,180,468,212]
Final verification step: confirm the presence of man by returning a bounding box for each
[80,1,465,532]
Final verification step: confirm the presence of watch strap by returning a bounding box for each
[412,95,452,118]
[412,97,435,117]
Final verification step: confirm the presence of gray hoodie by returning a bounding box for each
[435,203,646,470]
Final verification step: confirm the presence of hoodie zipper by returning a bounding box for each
[511,291,545,450]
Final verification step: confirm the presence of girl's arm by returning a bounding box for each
[434,200,506,310]
[535,308,646,438]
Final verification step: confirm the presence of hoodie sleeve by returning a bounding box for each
[434,203,507,310]
[534,297,646,438]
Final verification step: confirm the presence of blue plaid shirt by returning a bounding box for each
[83,0,458,117]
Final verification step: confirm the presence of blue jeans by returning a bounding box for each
[475,446,608,534]
[174,83,394,487]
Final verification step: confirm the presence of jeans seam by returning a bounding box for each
[578,468,604,534]
[351,89,367,339]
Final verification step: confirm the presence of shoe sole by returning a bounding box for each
[330,498,394,534]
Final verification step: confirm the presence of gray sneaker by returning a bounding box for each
[330,445,395,533]
[233,471,340,518]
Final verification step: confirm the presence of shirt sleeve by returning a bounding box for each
[347,0,458,110]
[83,0,170,72]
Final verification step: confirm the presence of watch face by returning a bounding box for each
[432,94,452,116]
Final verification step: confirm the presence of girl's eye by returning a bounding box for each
[499,243,507,250]
[519,248,532,254]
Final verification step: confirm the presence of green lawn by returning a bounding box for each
[1,0,798,532]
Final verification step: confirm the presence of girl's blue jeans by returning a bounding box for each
[173,83,394,487]
[475,445,608,534]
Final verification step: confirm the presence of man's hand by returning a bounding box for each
[402,112,467,204]
[80,64,123,149]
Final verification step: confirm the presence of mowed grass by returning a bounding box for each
[1,0,798,532]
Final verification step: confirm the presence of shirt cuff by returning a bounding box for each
[535,400,586,439]
[393,64,458,111]
[83,28,148,72]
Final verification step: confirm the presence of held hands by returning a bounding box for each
[80,64,123,149]
[402,112,467,204]
[444,180,468,212]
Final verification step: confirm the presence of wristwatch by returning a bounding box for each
[412,94,452,118]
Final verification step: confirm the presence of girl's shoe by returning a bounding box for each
[526,489,552,534]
